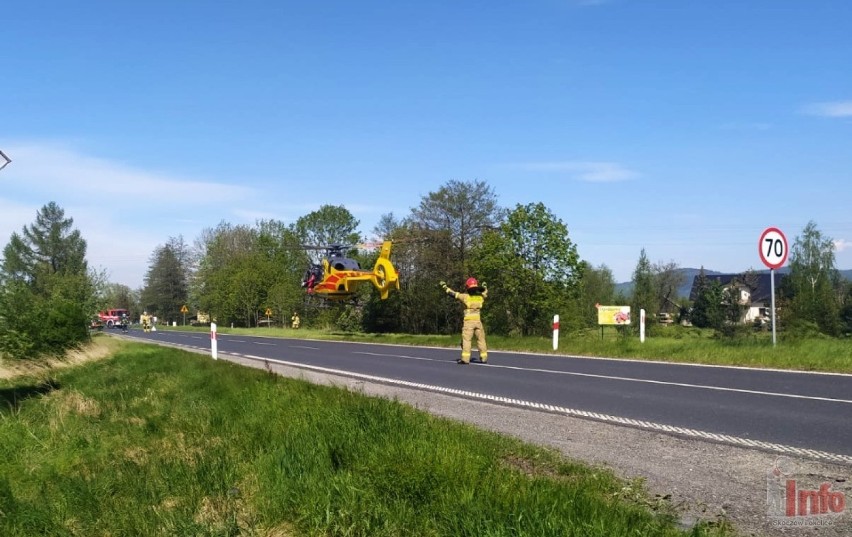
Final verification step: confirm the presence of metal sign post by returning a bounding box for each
[770,269,777,346]
[759,227,789,347]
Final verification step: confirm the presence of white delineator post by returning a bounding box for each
[552,314,560,350]
[211,322,218,360]
[640,309,646,343]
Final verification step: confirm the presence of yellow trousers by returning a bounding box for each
[460,321,488,363]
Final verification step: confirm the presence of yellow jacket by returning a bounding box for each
[445,286,487,322]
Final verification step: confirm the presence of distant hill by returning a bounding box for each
[615,267,852,299]
[614,268,720,299]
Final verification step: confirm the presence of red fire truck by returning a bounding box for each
[98,308,129,329]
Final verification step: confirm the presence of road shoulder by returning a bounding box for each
[224,354,851,537]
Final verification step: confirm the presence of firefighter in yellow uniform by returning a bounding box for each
[140,311,152,333]
[441,277,488,364]
[291,312,301,329]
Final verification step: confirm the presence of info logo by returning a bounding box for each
[767,457,847,528]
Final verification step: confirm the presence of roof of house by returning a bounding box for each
[688,272,785,304]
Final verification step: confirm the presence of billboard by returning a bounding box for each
[597,305,631,326]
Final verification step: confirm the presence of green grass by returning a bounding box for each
[0,341,733,536]
[164,323,852,374]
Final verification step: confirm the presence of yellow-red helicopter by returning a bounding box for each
[301,240,399,301]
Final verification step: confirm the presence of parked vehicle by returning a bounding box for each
[98,308,129,329]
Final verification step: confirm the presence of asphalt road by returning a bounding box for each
[122,328,852,464]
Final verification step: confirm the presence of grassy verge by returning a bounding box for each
[162,324,852,374]
[0,340,732,536]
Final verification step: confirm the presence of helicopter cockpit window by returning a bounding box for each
[332,258,361,271]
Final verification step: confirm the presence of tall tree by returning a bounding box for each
[371,212,402,242]
[292,205,361,248]
[410,179,502,277]
[140,240,189,324]
[99,283,139,315]
[785,221,842,335]
[1,201,87,284]
[652,260,685,315]
[371,180,504,335]
[578,262,616,327]
[194,222,257,323]
[471,202,583,336]
[193,220,305,327]
[630,248,657,327]
[0,202,95,358]
[690,267,724,329]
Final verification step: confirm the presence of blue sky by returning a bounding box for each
[2,0,850,289]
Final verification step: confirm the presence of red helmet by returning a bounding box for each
[465,277,479,289]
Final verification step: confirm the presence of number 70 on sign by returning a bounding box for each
[759,227,788,270]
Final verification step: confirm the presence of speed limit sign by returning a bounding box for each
[759,227,788,270]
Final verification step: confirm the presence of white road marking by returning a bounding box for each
[354,351,436,362]
[292,345,321,350]
[113,337,852,465]
[233,353,852,466]
[282,336,852,377]
[352,351,852,405]
[253,342,275,346]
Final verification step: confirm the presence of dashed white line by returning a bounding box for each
[352,351,852,404]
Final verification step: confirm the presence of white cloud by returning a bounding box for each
[834,239,851,253]
[0,141,396,287]
[3,142,254,204]
[516,161,639,182]
[801,101,852,118]
[0,141,268,288]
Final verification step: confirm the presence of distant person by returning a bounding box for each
[441,277,488,365]
[141,311,152,333]
[291,312,301,329]
[120,312,129,333]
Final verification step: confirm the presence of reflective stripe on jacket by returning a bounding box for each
[446,287,487,321]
